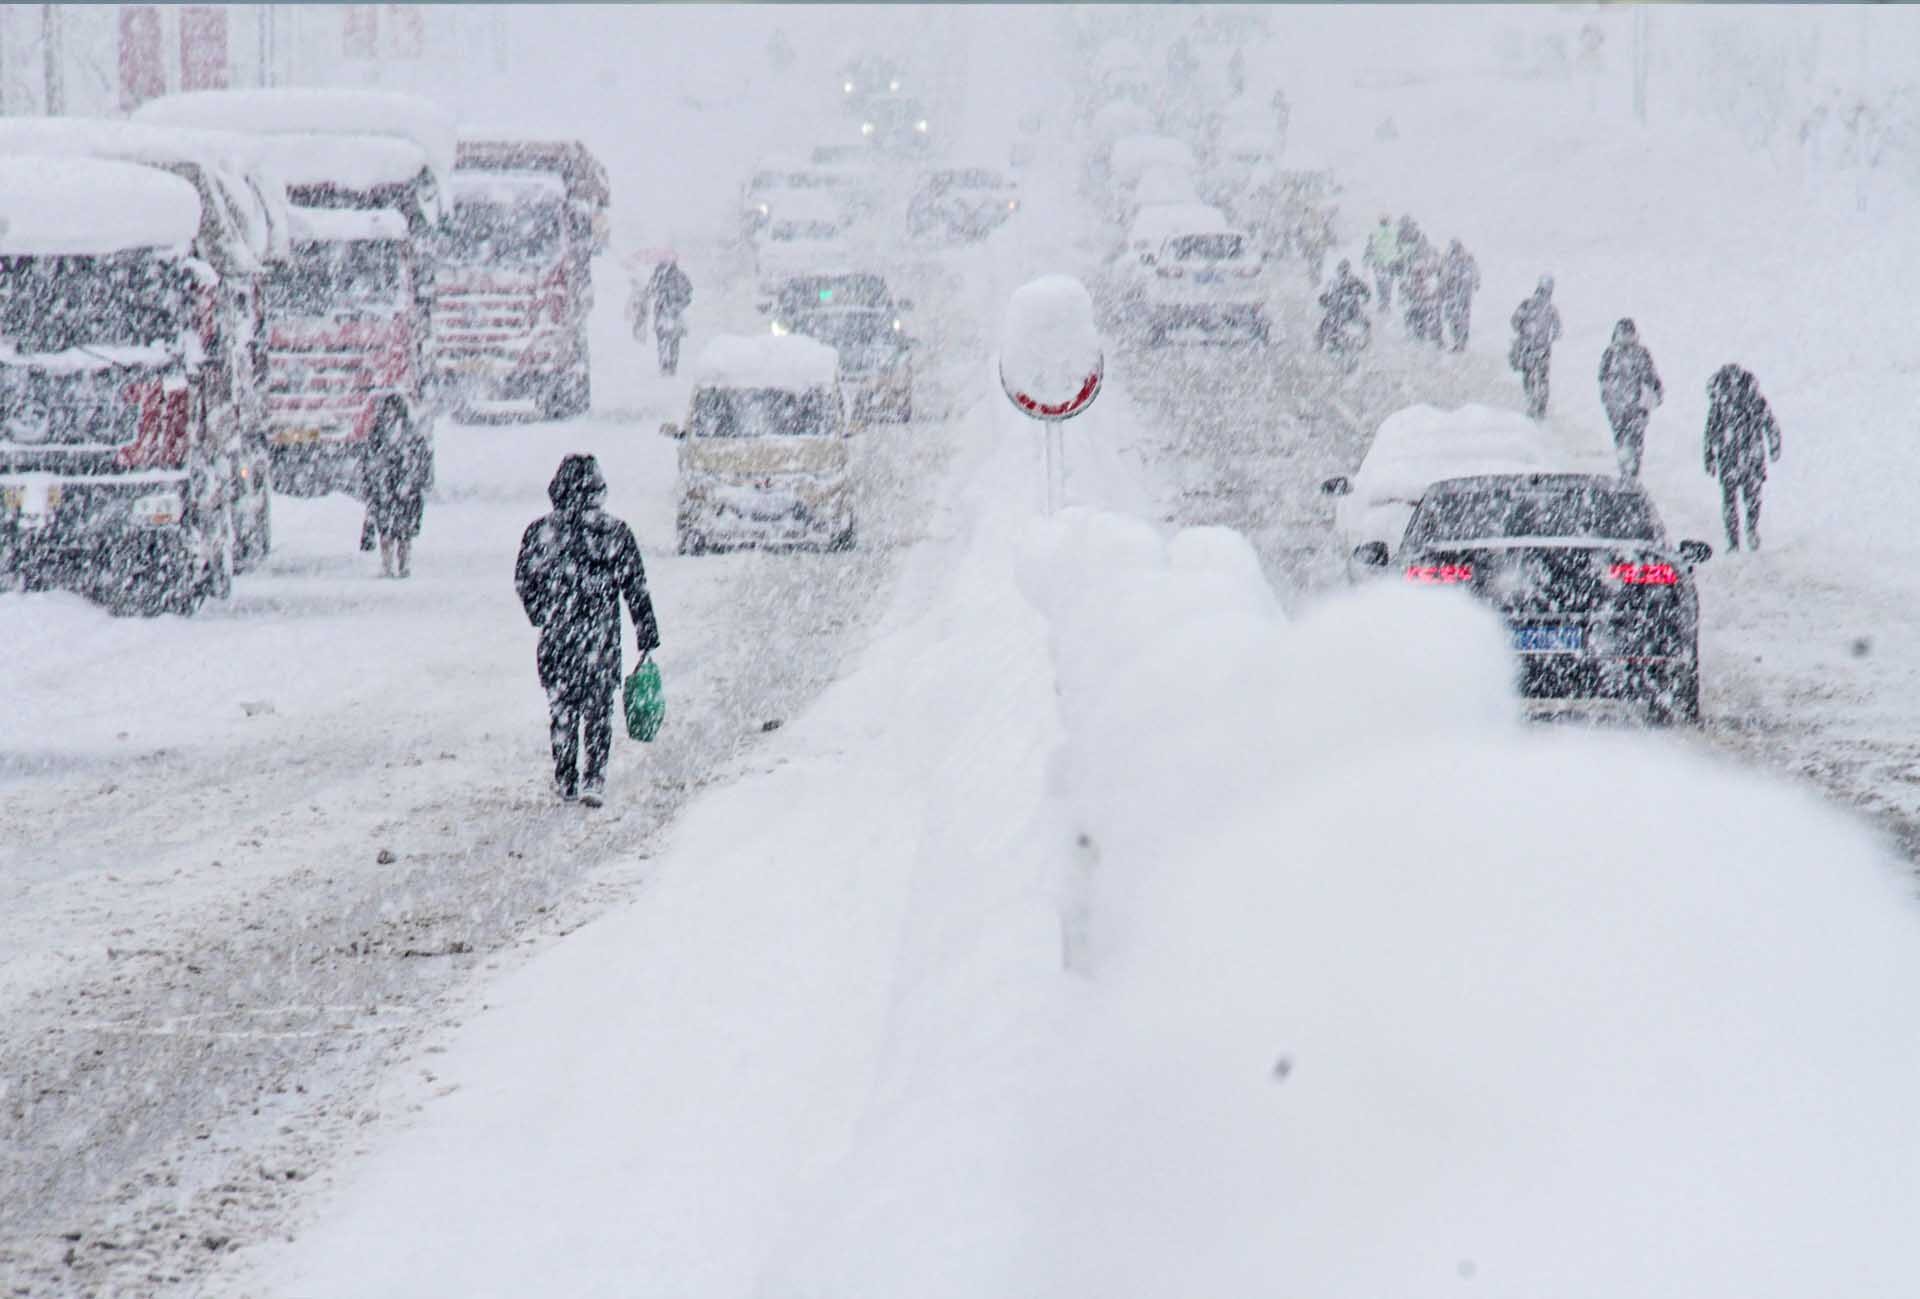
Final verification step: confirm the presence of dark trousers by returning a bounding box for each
[656,330,683,376]
[1522,357,1551,418]
[1608,407,1649,477]
[549,684,613,793]
[1373,272,1393,311]
[1719,473,1764,550]
[1444,299,1471,351]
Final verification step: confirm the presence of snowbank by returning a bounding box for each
[0,156,200,257]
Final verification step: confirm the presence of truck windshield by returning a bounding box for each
[691,386,835,438]
[445,197,564,267]
[0,252,191,352]
[267,241,406,316]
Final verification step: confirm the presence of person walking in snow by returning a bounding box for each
[1438,238,1480,351]
[1703,364,1782,551]
[1402,237,1443,346]
[358,408,432,578]
[1316,258,1371,352]
[1597,318,1664,478]
[646,256,693,377]
[1362,215,1398,312]
[514,454,660,806]
[1509,275,1562,419]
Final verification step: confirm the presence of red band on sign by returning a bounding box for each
[1011,368,1102,420]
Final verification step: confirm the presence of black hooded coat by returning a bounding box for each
[514,455,659,700]
[1704,365,1782,484]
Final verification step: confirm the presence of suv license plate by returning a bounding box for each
[1513,625,1584,654]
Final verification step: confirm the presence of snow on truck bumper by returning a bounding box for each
[0,471,209,586]
[435,328,583,400]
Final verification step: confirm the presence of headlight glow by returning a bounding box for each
[843,81,854,94]
[888,78,901,92]
[770,320,790,336]
[914,119,929,133]
[891,318,902,332]
[860,122,875,137]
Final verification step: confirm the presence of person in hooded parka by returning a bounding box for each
[1703,364,1782,551]
[360,409,433,577]
[1597,317,1665,478]
[514,454,660,805]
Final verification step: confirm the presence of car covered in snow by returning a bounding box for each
[663,335,855,554]
[906,166,1020,243]
[858,94,932,154]
[1362,472,1713,725]
[1320,403,1560,579]
[1106,133,1197,218]
[753,191,859,301]
[1125,205,1269,344]
[0,158,240,614]
[768,275,914,425]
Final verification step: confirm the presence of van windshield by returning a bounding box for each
[691,386,836,438]
[267,240,406,316]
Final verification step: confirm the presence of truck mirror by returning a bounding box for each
[660,422,684,440]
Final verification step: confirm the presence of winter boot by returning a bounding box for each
[580,778,605,809]
[379,536,395,578]
[396,539,411,578]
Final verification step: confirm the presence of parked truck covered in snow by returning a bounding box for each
[0,159,241,614]
[433,140,610,418]
[0,118,294,572]
[134,90,454,497]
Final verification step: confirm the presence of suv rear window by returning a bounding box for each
[691,386,836,438]
[1407,482,1662,546]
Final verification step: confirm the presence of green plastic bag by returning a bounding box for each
[624,659,665,742]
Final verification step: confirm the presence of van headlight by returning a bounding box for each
[860,122,876,137]
[129,490,183,527]
[770,319,790,336]
[914,119,930,134]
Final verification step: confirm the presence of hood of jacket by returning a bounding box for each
[548,453,608,511]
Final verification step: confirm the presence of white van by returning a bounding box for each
[664,335,855,554]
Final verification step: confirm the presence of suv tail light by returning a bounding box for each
[1406,564,1473,584]
[1611,562,1678,586]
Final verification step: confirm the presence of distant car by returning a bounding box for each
[1320,403,1556,579]
[662,335,855,555]
[766,273,914,424]
[1125,207,1269,345]
[858,94,931,153]
[1356,472,1713,724]
[907,166,1020,242]
[752,191,856,298]
[839,54,904,112]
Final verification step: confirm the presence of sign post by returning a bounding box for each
[998,275,1104,514]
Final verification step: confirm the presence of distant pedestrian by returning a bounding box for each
[1438,238,1480,351]
[647,256,693,377]
[514,454,661,806]
[1597,318,1664,477]
[359,408,431,578]
[1703,364,1782,550]
[1508,275,1562,419]
[1402,238,1443,346]
[1362,215,1398,312]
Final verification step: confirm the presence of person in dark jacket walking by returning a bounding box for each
[1402,237,1443,346]
[514,454,660,806]
[1315,258,1371,351]
[1597,318,1665,478]
[1438,239,1480,351]
[646,257,693,377]
[1509,275,1562,419]
[1704,364,1782,551]
[359,408,432,577]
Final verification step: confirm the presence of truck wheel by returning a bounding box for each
[827,522,857,553]
[676,524,709,557]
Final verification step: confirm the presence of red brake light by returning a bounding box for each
[1611,562,1678,585]
[1406,564,1474,584]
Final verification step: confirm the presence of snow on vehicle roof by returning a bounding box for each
[286,206,409,245]
[1355,404,1562,504]
[0,118,289,267]
[1127,202,1234,245]
[134,88,457,189]
[0,156,200,257]
[451,170,568,207]
[693,334,839,391]
[454,139,608,210]
[1135,164,1200,205]
[264,133,431,191]
[1110,134,1195,181]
